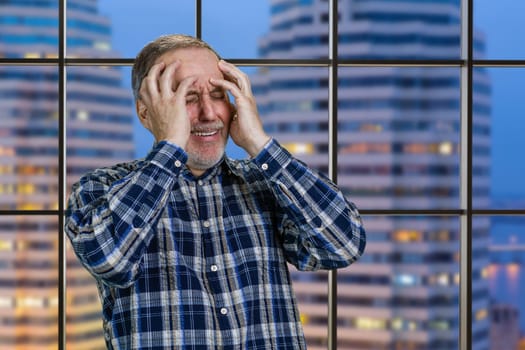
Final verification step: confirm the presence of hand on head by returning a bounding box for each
[137,60,197,149]
[211,60,271,157]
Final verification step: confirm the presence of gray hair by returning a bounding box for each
[131,34,221,100]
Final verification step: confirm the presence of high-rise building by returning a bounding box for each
[0,0,133,348]
[251,0,491,349]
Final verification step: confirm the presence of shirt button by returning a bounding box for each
[174,160,182,168]
[198,180,203,186]
[220,308,228,315]
[210,264,218,272]
[203,220,210,228]
[261,163,269,171]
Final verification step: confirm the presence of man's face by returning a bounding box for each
[155,47,233,173]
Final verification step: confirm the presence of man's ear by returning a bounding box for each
[136,99,149,127]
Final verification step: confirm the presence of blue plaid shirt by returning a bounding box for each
[65,139,365,350]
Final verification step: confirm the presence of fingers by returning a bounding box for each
[159,60,180,97]
[140,60,182,101]
[175,75,198,104]
[217,60,252,94]
[140,61,164,100]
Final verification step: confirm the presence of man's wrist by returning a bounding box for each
[246,135,272,158]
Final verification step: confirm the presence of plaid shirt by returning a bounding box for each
[65,139,365,350]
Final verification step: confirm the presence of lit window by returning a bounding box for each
[356,317,387,330]
[0,240,14,251]
[394,273,419,286]
[393,229,422,242]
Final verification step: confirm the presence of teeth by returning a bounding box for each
[193,130,218,137]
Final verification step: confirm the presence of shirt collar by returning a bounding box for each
[180,156,244,182]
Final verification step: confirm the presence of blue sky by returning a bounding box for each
[99,0,525,198]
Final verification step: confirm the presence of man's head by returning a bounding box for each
[131,34,220,101]
[132,34,234,175]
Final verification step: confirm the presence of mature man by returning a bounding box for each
[65,34,366,349]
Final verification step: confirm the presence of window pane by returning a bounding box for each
[202,0,272,59]
[205,0,329,59]
[73,1,195,58]
[0,1,58,58]
[251,65,330,348]
[0,216,59,349]
[474,68,525,209]
[291,269,329,348]
[474,0,525,60]
[485,215,525,349]
[66,242,104,347]
[338,215,461,349]
[0,66,59,210]
[252,66,330,172]
[338,67,461,210]
[338,0,461,60]
[66,65,135,186]
[65,64,135,347]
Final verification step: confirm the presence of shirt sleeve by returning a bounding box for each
[251,138,366,271]
[64,141,187,288]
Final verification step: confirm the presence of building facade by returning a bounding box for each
[0,0,134,348]
[251,0,491,349]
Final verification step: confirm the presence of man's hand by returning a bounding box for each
[136,60,197,149]
[211,60,271,157]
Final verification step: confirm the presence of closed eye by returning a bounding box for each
[185,92,199,104]
[210,89,226,100]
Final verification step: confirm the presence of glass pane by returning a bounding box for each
[339,215,461,350]
[0,215,59,349]
[72,1,195,58]
[338,67,461,210]
[291,269,329,349]
[483,215,525,348]
[475,0,525,60]
[0,65,59,210]
[65,65,135,347]
[202,0,272,59]
[204,0,329,60]
[474,68,525,209]
[66,241,104,348]
[251,66,330,172]
[338,0,461,60]
[66,65,135,188]
[0,1,59,58]
[251,65,330,348]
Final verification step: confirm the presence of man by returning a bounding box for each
[65,34,365,349]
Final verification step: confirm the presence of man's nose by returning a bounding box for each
[199,96,216,121]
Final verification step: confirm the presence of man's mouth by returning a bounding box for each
[192,130,219,137]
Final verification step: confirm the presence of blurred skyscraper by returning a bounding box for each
[251,0,491,349]
[0,0,134,348]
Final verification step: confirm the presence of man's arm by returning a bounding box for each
[253,139,366,271]
[212,60,365,269]
[65,142,186,287]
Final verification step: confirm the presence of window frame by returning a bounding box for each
[1,0,525,349]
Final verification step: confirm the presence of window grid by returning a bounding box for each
[0,0,524,349]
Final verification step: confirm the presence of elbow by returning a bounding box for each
[71,239,142,289]
[82,254,141,289]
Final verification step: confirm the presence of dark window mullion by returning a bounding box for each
[58,0,66,349]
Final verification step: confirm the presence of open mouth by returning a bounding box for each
[192,130,219,137]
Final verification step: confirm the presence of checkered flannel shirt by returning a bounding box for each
[65,138,366,349]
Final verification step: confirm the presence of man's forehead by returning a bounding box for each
[158,47,218,64]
